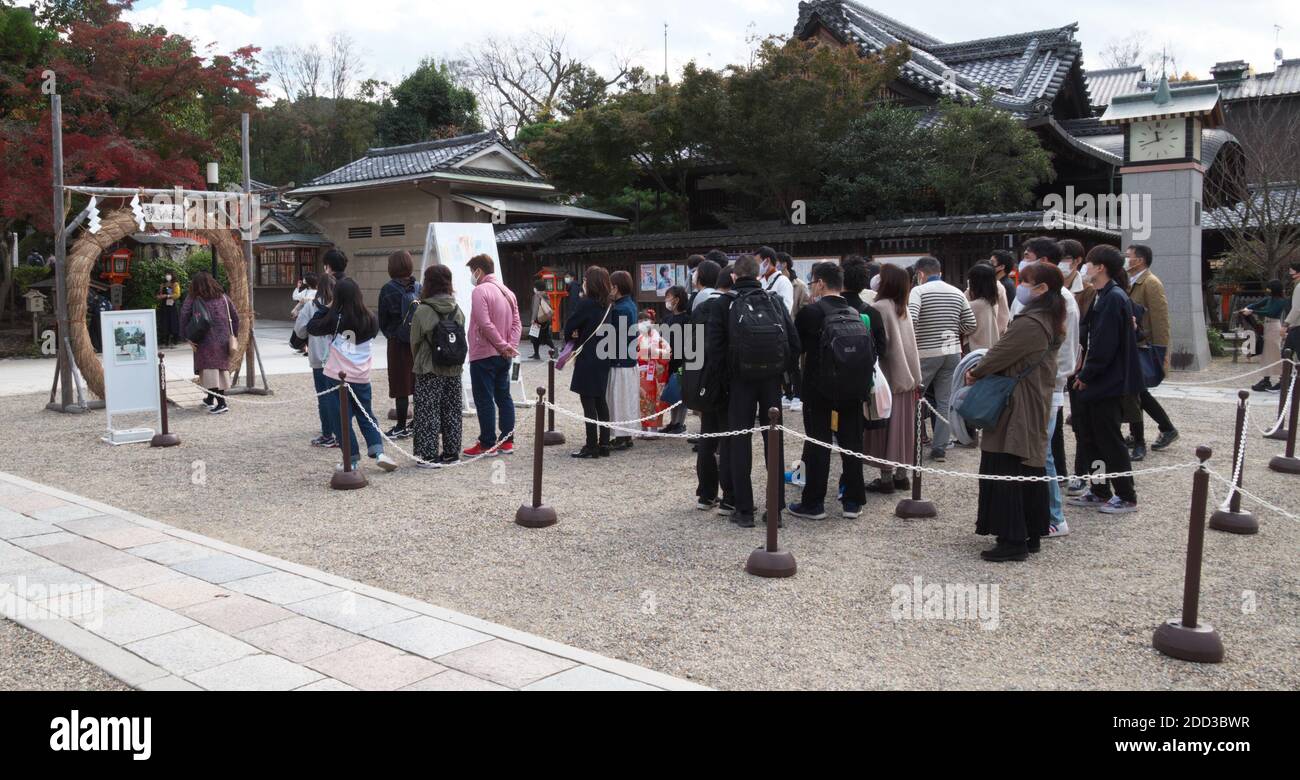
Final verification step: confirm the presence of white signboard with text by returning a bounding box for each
[99,310,160,445]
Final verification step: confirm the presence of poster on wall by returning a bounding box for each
[419,222,531,408]
[100,310,160,446]
[655,264,674,295]
[639,265,657,293]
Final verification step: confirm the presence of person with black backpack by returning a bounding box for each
[684,259,731,510]
[378,251,419,439]
[409,264,468,467]
[706,254,801,528]
[787,262,873,521]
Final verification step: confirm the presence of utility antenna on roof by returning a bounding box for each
[1276,25,1285,66]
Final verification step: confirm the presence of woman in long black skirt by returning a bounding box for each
[965,261,1065,562]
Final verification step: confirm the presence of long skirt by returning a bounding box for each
[413,373,463,461]
[864,389,917,469]
[387,339,415,398]
[199,368,231,391]
[975,450,1051,542]
[1262,319,1282,369]
[607,365,639,426]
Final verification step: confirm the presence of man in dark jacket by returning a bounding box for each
[687,260,731,510]
[787,262,869,521]
[706,254,801,528]
[1070,246,1142,514]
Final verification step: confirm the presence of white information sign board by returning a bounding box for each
[419,223,531,409]
[99,310,160,445]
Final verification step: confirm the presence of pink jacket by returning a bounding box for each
[467,274,522,362]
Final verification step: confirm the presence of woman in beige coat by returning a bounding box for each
[864,264,923,494]
[965,262,1064,562]
[965,262,1009,351]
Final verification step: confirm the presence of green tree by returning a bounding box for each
[375,58,479,146]
[927,92,1055,215]
[813,104,934,221]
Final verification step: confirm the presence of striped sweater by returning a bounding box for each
[908,280,977,359]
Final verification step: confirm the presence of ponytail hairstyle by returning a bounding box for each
[1019,262,1067,340]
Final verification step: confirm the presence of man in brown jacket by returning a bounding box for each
[1125,245,1179,460]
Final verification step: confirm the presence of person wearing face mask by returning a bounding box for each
[463,254,522,458]
[155,271,182,347]
[1059,239,1086,295]
[1068,245,1142,515]
[1123,243,1178,460]
[990,250,1018,311]
[908,256,976,462]
[756,246,795,314]
[964,261,1063,562]
[1013,238,1063,317]
[606,271,641,452]
[565,266,614,459]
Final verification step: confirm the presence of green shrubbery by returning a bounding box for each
[121,250,228,311]
[12,264,52,294]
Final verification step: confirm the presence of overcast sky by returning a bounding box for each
[93,1,1300,98]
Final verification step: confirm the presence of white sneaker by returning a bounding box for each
[415,460,441,470]
[781,397,793,409]
[376,453,399,472]
[334,462,361,473]
[1047,521,1070,538]
[788,399,803,413]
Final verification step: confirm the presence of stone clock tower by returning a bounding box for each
[1101,77,1224,371]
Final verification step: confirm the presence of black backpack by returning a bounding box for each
[729,287,788,380]
[394,289,420,344]
[185,297,212,343]
[424,303,467,367]
[818,302,876,402]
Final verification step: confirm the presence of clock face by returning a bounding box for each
[1130,119,1186,162]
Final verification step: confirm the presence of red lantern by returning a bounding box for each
[103,248,133,286]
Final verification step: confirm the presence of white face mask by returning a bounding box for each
[1058,261,1073,275]
[1019,260,1034,273]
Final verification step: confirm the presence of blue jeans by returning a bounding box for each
[1045,403,1064,527]
[312,368,331,438]
[469,356,515,449]
[323,377,384,462]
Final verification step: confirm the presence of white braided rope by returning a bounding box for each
[1208,470,1298,521]
[346,384,514,469]
[1221,399,1251,511]
[204,386,334,406]
[780,424,1202,484]
[539,400,761,441]
[1260,369,1296,437]
[920,396,953,428]
[1162,358,1297,387]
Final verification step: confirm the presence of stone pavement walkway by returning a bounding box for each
[0,472,706,692]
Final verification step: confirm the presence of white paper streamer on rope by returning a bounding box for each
[130,193,146,231]
[86,196,101,234]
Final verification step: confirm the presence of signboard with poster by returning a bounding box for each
[636,262,688,303]
[100,310,160,445]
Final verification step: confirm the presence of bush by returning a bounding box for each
[12,264,52,294]
[1207,327,1228,358]
[120,249,228,311]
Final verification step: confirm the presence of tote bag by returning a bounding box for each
[323,315,374,384]
[1138,345,1167,389]
[556,304,612,370]
[864,363,892,421]
[957,340,1051,430]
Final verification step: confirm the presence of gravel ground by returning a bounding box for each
[0,618,131,691]
[0,361,1295,691]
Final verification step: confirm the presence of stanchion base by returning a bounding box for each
[895,499,937,519]
[543,431,567,447]
[1268,455,1300,474]
[330,470,368,491]
[745,547,797,578]
[1209,509,1259,535]
[45,402,89,415]
[1153,619,1224,664]
[150,433,181,448]
[1264,428,1289,442]
[516,504,558,529]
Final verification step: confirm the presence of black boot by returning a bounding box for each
[981,539,1029,562]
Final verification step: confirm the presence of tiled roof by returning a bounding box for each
[1051,117,1240,170]
[537,211,1119,256]
[299,131,540,190]
[1083,66,1147,111]
[1204,183,1300,231]
[796,1,1085,116]
[495,221,575,246]
[264,208,321,236]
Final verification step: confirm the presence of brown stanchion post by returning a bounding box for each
[1153,446,1224,663]
[517,387,559,528]
[1269,361,1300,474]
[1210,390,1259,534]
[543,359,565,447]
[896,397,937,519]
[150,352,180,448]
[1265,350,1292,441]
[746,408,796,578]
[331,372,367,490]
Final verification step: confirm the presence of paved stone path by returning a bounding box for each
[0,472,706,692]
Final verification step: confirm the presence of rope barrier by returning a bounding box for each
[205,386,334,406]
[1260,370,1296,437]
[1208,470,1298,521]
[1162,358,1299,387]
[1221,399,1251,511]
[346,384,514,469]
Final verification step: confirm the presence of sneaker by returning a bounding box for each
[865,478,896,495]
[1267,382,1283,394]
[716,500,736,517]
[310,435,330,447]
[1099,497,1138,515]
[787,503,827,521]
[570,447,600,459]
[209,404,229,415]
[1067,491,1107,508]
[376,453,399,472]
[732,511,756,529]
[1130,444,1147,462]
[788,399,803,413]
[781,397,793,409]
[385,425,412,440]
[497,442,515,455]
[696,498,719,511]
[201,394,215,409]
[1047,521,1071,538]
[1124,435,1135,448]
[1066,479,1087,497]
[438,454,461,465]
[463,443,498,458]
[929,448,946,463]
[334,462,361,473]
[1151,430,1180,451]
[415,460,442,470]
[1252,378,1275,393]
[842,502,863,519]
